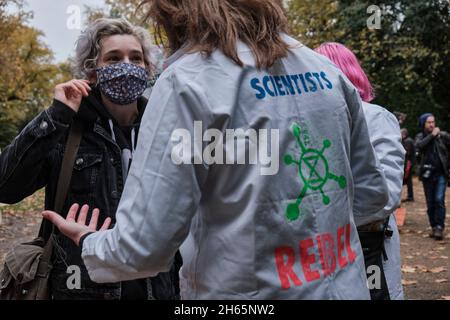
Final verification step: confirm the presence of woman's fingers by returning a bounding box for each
[89,208,112,231]
[73,80,91,96]
[77,204,89,225]
[43,205,109,247]
[88,208,100,230]
[55,79,91,105]
[42,211,67,231]
[64,83,82,99]
[100,217,112,231]
[78,79,92,88]
[66,203,80,222]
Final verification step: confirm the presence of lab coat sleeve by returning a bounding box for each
[358,109,405,225]
[81,71,211,283]
[342,78,389,223]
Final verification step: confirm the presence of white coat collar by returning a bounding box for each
[163,43,189,70]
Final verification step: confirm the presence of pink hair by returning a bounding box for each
[315,42,375,102]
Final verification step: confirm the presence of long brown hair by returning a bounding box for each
[139,0,290,69]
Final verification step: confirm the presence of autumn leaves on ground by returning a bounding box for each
[399,178,450,300]
[1,179,449,300]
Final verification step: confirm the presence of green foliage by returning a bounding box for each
[85,0,147,26]
[288,0,341,48]
[287,0,450,137]
[0,2,72,148]
[107,0,147,24]
[89,0,450,137]
[1,0,448,149]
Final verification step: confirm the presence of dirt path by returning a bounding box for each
[0,205,42,264]
[0,189,44,264]
[399,178,450,300]
[0,180,449,299]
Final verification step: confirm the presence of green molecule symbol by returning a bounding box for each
[283,123,347,221]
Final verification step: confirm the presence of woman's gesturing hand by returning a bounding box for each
[42,204,112,246]
[54,79,91,112]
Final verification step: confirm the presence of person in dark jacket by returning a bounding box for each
[0,18,180,300]
[415,113,450,240]
[401,128,415,202]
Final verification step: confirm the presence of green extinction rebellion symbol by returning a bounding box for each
[283,123,347,221]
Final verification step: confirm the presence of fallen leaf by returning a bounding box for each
[441,296,450,300]
[402,280,418,286]
[415,265,428,273]
[401,242,410,246]
[402,266,416,273]
[417,230,423,234]
[430,267,447,273]
[435,279,448,283]
[405,255,414,259]
[440,256,449,259]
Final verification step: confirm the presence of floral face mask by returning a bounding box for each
[96,62,149,105]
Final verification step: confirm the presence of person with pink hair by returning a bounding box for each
[316,42,405,300]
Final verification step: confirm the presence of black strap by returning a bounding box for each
[54,120,83,213]
[41,119,83,262]
[358,229,391,300]
[382,215,393,260]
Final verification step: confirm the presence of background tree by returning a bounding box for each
[93,0,450,136]
[287,0,341,48]
[85,0,146,25]
[2,0,448,148]
[0,0,70,148]
[287,0,450,137]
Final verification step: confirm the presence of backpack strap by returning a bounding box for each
[41,119,84,262]
[54,120,84,214]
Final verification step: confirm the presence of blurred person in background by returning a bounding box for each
[415,113,450,240]
[401,128,415,202]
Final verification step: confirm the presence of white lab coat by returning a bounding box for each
[360,102,405,300]
[81,35,389,299]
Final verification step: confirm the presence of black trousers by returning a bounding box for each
[358,230,391,300]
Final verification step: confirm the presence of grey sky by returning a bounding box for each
[24,0,108,62]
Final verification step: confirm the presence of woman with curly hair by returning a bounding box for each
[0,17,179,300]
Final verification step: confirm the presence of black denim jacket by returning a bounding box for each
[0,94,180,300]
